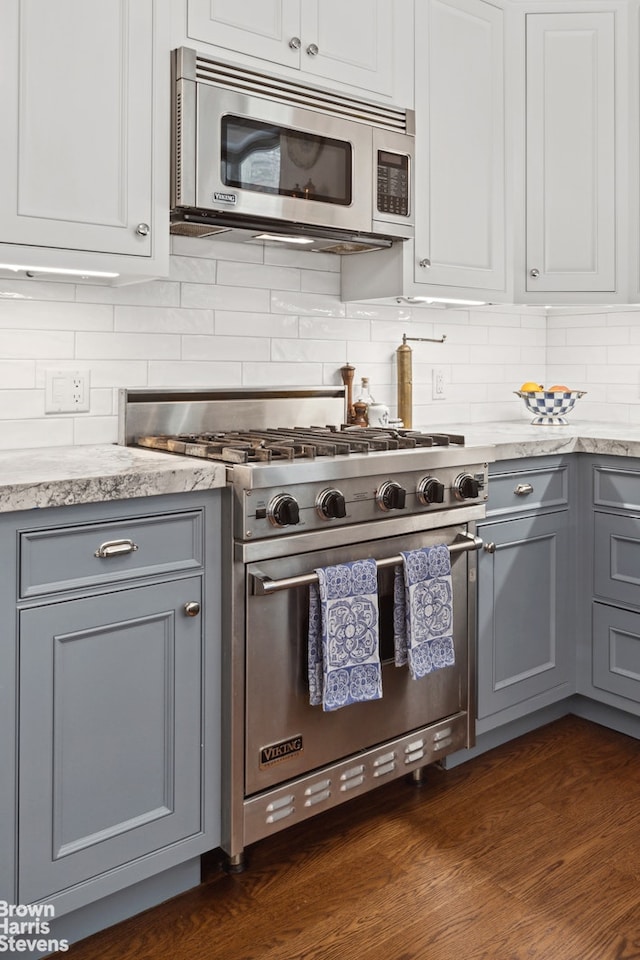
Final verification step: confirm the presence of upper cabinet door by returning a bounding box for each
[186,0,409,103]
[300,0,394,98]
[413,0,506,293]
[525,12,616,294]
[0,0,158,258]
[187,0,301,66]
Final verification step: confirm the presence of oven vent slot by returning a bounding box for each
[194,54,411,133]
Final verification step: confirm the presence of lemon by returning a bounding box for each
[520,381,543,392]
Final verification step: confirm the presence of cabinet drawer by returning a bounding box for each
[594,511,640,608]
[487,463,569,516]
[593,464,640,511]
[20,511,204,598]
[593,601,640,704]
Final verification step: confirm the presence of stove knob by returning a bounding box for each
[417,476,445,506]
[453,473,480,501]
[316,488,347,520]
[377,480,407,511]
[267,493,301,527]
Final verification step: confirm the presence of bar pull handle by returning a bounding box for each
[94,538,139,559]
[251,532,484,595]
[514,483,534,496]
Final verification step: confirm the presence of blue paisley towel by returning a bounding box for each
[308,559,382,712]
[393,545,455,679]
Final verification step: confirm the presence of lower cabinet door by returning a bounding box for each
[18,578,203,904]
[477,512,571,720]
[594,511,640,608]
[592,601,640,705]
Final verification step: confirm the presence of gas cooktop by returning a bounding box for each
[134,425,466,465]
[119,387,494,540]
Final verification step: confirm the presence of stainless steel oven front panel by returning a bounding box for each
[243,522,471,797]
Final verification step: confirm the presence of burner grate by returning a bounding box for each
[135,426,465,463]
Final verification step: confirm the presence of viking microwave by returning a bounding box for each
[170,47,415,254]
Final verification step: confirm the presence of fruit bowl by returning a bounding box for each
[514,389,587,425]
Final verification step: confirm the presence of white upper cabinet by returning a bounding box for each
[523,11,617,295]
[183,0,413,104]
[299,0,393,97]
[186,0,300,65]
[0,0,169,282]
[344,0,636,307]
[342,0,506,305]
[414,0,506,294]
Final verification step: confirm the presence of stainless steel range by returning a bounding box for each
[119,387,494,870]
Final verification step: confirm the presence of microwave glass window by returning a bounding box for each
[221,116,352,205]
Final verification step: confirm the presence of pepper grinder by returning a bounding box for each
[340,363,356,424]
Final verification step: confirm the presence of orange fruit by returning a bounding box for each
[547,385,570,392]
[520,381,543,392]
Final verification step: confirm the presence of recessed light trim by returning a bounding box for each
[0,263,120,278]
[253,234,315,245]
[396,296,488,306]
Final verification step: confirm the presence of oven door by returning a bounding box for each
[244,523,474,797]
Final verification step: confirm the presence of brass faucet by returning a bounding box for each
[396,333,446,429]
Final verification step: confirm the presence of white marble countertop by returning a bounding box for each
[0,420,638,513]
[0,444,226,513]
[437,420,640,463]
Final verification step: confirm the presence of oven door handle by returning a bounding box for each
[250,532,484,596]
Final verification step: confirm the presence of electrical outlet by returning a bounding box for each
[432,367,446,400]
[71,373,89,411]
[45,369,90,413]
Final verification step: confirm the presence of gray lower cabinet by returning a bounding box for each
[0,491,221,922]
[581,458,640,714]
[19,577,204,905]
[592,601,640,703]
[476,457,575,732]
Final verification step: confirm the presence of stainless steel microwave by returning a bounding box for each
[170,48,415,254]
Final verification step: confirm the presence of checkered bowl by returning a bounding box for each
[514,390,587,425]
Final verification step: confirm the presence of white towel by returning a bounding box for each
[393,545,455,679]
[308,559,382,711]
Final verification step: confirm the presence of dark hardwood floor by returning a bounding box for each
[57,716,640,960]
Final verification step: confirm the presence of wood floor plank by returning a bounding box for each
[55,717,640,960]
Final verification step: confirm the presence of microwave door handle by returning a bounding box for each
[250,533,484,596]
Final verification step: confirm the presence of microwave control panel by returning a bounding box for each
[377,150,410,217]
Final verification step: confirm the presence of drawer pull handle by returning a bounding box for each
[94,538,139,559]
[484,542,496,554]
[184,601,201,618]
[514,483,534,496]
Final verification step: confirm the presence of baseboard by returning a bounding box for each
[26,858,202,959]
[444,694,640,769]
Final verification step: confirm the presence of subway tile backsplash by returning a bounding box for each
[0,237,638,449]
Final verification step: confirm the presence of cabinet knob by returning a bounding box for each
[184,601,201,618]
[306,42,319,56]
[289,36,301,50]
[419,258,431,268]
[135,222,150,237]
[529,268,540,279]
[514,482,534,496]
[484,542,496,554]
